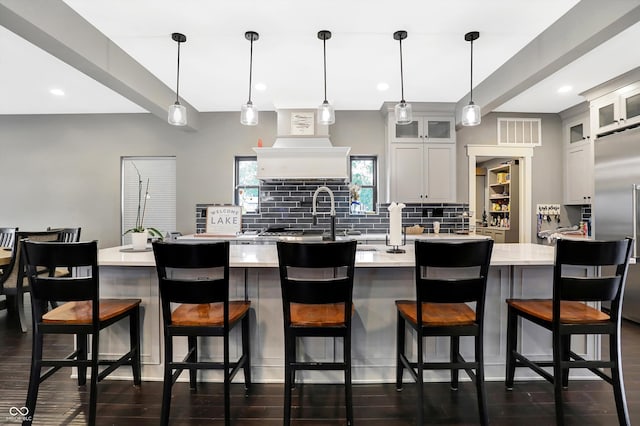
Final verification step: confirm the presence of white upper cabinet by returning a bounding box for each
[591,83,640,136]
[389,143,456,203]
[389,114,455,144]
[563,112,593,205]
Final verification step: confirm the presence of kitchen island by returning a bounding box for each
[97,241,600,384]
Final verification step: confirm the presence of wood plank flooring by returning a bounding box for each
[1,308,639,425]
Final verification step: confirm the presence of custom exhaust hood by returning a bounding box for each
[253,109,350,180]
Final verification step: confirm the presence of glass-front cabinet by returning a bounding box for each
[390,114,455,143]
[591,83,640,136]
[563,113,593,205]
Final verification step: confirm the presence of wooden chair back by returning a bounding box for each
[277,240,357,326]
[152,241,230,325]
[48,227,82,242]
[414,239,494,325]
[22,240,100,324]
[553,238,633,323]
[0,227,18,249]
[1,230,61,291]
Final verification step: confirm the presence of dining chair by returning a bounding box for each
[152,240,252,426]
[0,230,61,332]
[277,240,357,426]
[395,239,494,426]
[505,237,633,425]
[0,227,18,308]
[22,240,141,425]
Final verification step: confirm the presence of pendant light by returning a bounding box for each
[168,32,187,126]
[462,31,481,126]
[241,31,259,126]
[393,30,412,125]
[317,30,335,125]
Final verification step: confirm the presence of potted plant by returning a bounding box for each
[123,164,163,250]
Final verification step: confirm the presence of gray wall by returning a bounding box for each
[0,110,385,248]
[456,112,564,239]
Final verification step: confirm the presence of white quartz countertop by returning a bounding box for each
[98,242,556,268]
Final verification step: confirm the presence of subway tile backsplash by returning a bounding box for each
[196,180,468,235]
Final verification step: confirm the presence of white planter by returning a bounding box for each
[131,230,148,250]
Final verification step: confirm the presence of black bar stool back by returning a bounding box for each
[277,240,357,426]
[152,241,251,426]
[396,239,494,426]
[22,240,141,425]
[505,237,633,425]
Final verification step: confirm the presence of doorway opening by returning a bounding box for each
[466,145,534,243]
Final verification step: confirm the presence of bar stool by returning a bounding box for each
[395,239,494,426]
[22,240,142,425]
[152,241,251,426]
[505,237,633,425]
[276,240,357,426]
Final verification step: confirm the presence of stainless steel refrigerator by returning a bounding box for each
[593,126,640,323]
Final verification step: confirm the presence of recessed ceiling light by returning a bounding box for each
[255,83,267,91]
[377,82,389,91]
[49,88,65,96]
[557,85,572,94]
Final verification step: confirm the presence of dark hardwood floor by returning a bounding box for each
[1,307,639,425]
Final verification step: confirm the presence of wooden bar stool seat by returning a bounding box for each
[505,238,634,426]
[396,239,494,426]
[171,301,251,326]
[290,302,354,327]
[42,299,141,324]
[506,299,610,324]
[396,301,476,327]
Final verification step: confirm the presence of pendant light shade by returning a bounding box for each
[168,32,187,126]
[393,31,412,125]
[462,31,481,127]
[317,30,335,125]
[241,31,259,126]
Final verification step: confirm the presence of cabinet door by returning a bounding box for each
[390,118,422,143]
[389,144,423,203]
[564,144,593,204]
[492,230,506,243]
[424,117,455,143]
[423,144,456,202]
[621,86,640,127]
[591,92,620,135]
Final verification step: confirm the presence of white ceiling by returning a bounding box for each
[1,0,637,116]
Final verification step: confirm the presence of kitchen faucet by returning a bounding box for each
[312,186,336,241]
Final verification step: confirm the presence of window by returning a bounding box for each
[121,157,176,245]
[350,156,377,214]
[235,156,260,213]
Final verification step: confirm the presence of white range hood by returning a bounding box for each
[253,109,351,180]
[253,138,350,180]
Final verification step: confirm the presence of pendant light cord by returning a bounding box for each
[248,37,254,104]
[399,37,405,103]
[323,36,328,103]
[175,40,181,104]
[469,38,474,103]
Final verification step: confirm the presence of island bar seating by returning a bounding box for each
[0,230,61,332]
[505,237,634,426]
[396,239,494,426]
[152,240,252,426]
[276,240,358,426]
[22,240,141,426]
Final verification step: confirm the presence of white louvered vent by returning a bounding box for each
[498,118,542,146]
